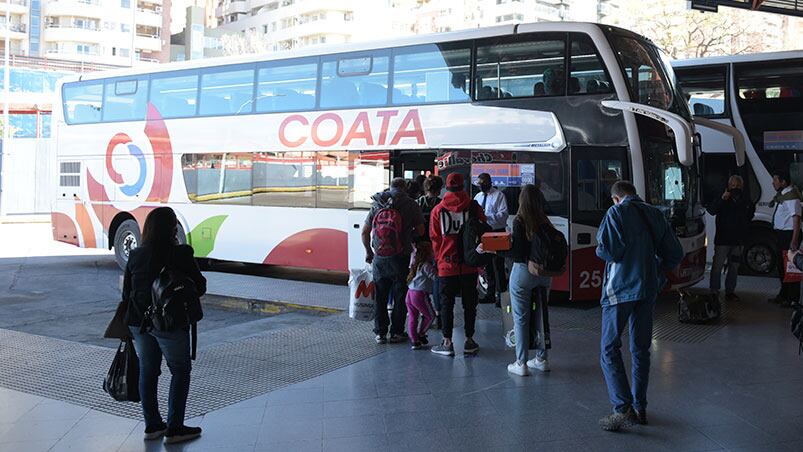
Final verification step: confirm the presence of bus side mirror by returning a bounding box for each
[601,100,694,166]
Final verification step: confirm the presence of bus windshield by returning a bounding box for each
[610,34,673,110]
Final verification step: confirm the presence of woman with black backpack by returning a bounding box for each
[123,207,207,444]
[481,184,553,376]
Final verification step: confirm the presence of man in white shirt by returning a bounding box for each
[770,170,801,307]
[474,173,509,304]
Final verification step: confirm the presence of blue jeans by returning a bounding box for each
[509,263,550,364]
[129,326,192,430]
[600,296,655,413]
[372,255,409,337]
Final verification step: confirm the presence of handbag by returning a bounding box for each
[103,300,130,339]
[103,337,141,402]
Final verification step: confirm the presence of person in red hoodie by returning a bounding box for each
[429,173,487,356]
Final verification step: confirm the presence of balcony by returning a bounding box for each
[136,8,162,27]
[43,0,104,19]
[0,0,29,15]
[225,0,248,15]
[138,0,162,6]
[0,23,29,40]
[43,24,103,43]
[135,33,161,51]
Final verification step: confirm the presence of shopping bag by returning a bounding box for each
[784,251,803,283]
[103,337,141,402]
[103,300,130,339]
[348,266,375,321]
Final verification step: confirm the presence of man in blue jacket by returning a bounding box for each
[595,181,683,432]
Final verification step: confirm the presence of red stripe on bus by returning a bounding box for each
[263,228,348,272]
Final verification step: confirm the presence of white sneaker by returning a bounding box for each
[507,361,529,376]
[526,357,550,372]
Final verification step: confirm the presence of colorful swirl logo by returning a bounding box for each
[87,104,173,205]
[105,133,146,197]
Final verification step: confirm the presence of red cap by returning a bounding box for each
[446,173,464,192]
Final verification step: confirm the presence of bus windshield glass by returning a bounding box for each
[610,34,673,111]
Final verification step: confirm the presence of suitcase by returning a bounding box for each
[501,286,551,350]
[678,291,720,324]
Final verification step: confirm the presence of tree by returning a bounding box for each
[615,0,779,59]
[220,31,271,56]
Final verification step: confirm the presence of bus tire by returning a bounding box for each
[113,219,140,270]
[742,229,776,276]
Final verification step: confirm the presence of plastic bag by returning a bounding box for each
[349,266,375,321]
[784,251,803,283]
[103,337,141,402]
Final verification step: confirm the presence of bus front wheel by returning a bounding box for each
[742,230,776,276]
[114,219,140,270]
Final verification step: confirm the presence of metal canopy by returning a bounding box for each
[691,0,803,17]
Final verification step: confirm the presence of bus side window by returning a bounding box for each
[199,66,255,116]
[64,82,103,124]
[320,53,389,109]
[676,66,727,118]
[103,78,148,122]
[475,33,567,99]
[150,72,199,118]
[569,34,612,95]
[391,43,471,104]
[256,59,318,113]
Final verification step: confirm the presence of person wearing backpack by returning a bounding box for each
[418,175,444,328]
[429,173,488,356]
[362,177,425,344]
[123,207,207,444]
[595,181,683,432]
[481,184,561,376]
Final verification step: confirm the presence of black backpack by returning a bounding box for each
[460,201,492,267]
[529,223,568,277]
[143,252,203,359]
[417,195,440,240]
[678,292,720,324]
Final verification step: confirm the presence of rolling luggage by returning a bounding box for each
[501,286,550,350]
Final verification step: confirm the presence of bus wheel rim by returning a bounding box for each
[122,233,137,258]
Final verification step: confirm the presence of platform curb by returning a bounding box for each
[203,293,342,316]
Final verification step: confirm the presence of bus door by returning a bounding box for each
[435,148,569,288]
[570,146,629,301]
[392,150,438,180]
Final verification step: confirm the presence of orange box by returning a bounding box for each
[481,232,511,251]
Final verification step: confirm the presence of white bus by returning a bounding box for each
[674,51,803,275]
[52,22,711,302]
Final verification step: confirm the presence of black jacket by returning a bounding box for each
[500,218,531,264]
[708,191,755,246]
[123,244,207,327]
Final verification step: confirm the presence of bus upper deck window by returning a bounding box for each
[64,82,102,124]
[569,34,612,95]
[321,53,389,108]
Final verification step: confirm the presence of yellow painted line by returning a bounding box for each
[191,185,349,201]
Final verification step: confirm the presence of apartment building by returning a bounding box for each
[0,0,168,66]
[215,0,402,51]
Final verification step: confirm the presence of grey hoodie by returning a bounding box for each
[408,260,437,293]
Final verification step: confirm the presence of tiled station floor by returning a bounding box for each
[1,275,802,452]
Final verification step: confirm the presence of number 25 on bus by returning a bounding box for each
[52,22,740,301]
